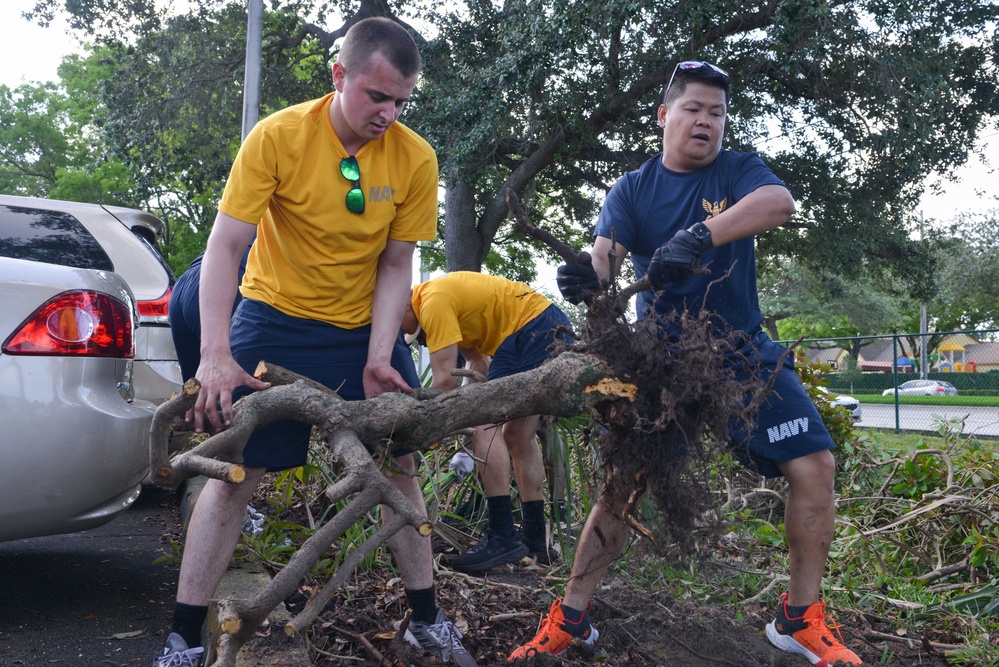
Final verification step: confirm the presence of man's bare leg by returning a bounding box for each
[177,467,267,606]
[507,495,628,660]
[502,415,544,503]
[778,449,835,607]
[562,497,630,610]
[473,423,512,497]
[382,453,433,590]
[452,424,530,572]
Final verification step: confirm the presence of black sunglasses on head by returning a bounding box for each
[664,60,730,96]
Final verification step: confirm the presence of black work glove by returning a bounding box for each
[556,252,600,305]
[647,229,711,290]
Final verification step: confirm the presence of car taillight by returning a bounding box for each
[2,290,134,358]
[138,285,171,325]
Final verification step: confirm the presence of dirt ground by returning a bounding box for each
[297,552,953,667]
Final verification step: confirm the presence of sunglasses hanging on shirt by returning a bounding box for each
[340,156,365,214]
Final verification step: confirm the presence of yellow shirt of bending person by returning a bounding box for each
[219,92,438,328]
[411,272,552,355]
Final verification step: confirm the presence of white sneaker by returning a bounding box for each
[402,609,477,666]
[153,632,204,667]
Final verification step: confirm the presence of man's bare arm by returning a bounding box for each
[363,238,417,398]
[428,344,461,391]
[591,235,630,283]
[698,184,795,247]
[193,212,269,432]
[459,347,489,379]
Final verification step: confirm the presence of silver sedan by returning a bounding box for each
[0,195,181,409]
[0,257,153,542]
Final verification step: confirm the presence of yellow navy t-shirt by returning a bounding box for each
[411,272,551,355]
[219,92,438,328]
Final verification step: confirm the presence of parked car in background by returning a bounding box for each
[0,195,181,410]
[882,379,958,397]
[816,386,862,420]
[0,256,152,541]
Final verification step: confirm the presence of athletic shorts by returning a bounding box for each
[229,298,419,471]
[729,332,834,478]
[168,265,203,382]
[487,305,575,380]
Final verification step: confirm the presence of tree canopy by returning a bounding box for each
[11,0,999,285]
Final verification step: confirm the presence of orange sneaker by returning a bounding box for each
[766,593,863,666]
[507,598,599,661]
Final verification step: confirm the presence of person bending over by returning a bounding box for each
[403,271,573,573]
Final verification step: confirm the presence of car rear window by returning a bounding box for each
[130,229,176,284]
[0,204,114,271]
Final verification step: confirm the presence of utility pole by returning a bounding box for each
[919,211,928,379]
[241,0,263,140]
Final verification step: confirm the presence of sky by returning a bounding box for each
[0,2,81,89]
[1,0,995,232]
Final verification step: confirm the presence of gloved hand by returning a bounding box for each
[556,252,600,305]
[647,229,711,290]
[449,451,475,481]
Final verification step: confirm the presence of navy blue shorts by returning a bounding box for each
[487,305,574,380]
[168,264,203,382]
[729,333,834,478]
[229,298,419,471]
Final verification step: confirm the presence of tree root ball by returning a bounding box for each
[569,293,778,556]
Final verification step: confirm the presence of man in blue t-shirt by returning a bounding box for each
[510,62,862,666]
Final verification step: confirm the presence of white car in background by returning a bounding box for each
[0,196,186,540]
[882,379,958,397]
[816,386,861,421]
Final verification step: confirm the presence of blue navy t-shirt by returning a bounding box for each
[595,149,785,335]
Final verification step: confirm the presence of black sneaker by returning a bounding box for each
[451,529,529,573]
[519,529,559,565]
[152,632,204,667]
[403,609,478,666]
[526,540,560,565]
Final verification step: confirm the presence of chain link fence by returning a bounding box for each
[784,329,999,438]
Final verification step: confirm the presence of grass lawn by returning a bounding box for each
[853,393,999,406]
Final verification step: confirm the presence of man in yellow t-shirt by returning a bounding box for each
[402,272,574,573]
[155,18,474,667]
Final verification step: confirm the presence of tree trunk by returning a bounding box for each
[444,182,484,271]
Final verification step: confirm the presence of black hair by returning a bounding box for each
[662,65,730,107]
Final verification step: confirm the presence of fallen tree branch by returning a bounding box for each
[150,352,616,491]
[149,352,626,667]
[916,558,969,583]
[862,630,961,653]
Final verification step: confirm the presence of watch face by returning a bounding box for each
[690,222,711,241]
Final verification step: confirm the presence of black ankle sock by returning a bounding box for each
[171,601,208,649]
[559,602,590,636]
[486,495,515,538]
[405,586,437,624]
[521,500,547,545]
[785,602,811,618]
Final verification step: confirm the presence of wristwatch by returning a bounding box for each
[687,221,713,248]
